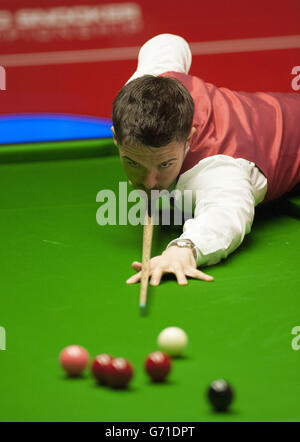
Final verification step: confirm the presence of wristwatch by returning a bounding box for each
[167,238,197,260]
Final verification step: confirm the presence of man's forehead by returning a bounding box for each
[119,142,181,159]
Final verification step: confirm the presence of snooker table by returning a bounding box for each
[0,128,300,422]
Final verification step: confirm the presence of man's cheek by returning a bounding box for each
[122,162,132,178]
[125,169,139,185]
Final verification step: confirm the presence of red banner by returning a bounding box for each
[0,0,299,118]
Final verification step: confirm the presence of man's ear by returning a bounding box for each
[111,126,118,146]
[186,126,196,145]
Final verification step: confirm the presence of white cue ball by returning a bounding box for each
[157,327,188,357]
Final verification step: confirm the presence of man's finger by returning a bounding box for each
[150,268,163,286]
[186,268,214,282]
[126,271,142,284]
[132,261,142,271]
[175,268,188,286]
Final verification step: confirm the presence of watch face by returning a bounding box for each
[178,240,190,247]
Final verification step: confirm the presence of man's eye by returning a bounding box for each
[160,162,172,168]
[128,160,139,168]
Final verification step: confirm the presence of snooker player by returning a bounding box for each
[111,34,300,286]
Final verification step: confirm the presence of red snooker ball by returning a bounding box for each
[145,351,171,382]
[59,345,89,376]
[91,354,113,384]
[106,358,134,389]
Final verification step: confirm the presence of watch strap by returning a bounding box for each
[167,238,197,261]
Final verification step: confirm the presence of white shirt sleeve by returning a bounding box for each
[126,33,192,84]
[171,155,268,267]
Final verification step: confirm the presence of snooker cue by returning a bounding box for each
[139,209,154,309]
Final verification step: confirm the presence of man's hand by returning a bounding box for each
[126,246,214,286]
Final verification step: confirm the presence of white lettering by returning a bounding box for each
[0,65,6,90]
[0,10,12,31]
[291,66,300,91]
[15,4,142,30]
[96,190,116,225]
[0,326,6,350]
[128,190,146,226]
[119,182,128,225]
[291,326,300,350]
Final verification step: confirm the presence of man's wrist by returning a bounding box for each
[167,238,198,261]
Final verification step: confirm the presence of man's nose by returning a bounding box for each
[143,169,159,190]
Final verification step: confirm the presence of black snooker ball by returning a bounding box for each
[207,379,234,412]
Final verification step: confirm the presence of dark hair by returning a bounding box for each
[112,75,194,147]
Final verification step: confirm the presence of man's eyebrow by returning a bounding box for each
[122,156,178,162]
[122,156,138,161]
[160,158,178,163]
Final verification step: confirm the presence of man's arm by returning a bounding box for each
[126,33,192,84]
[175,155,268,266]
[127,156,267,285]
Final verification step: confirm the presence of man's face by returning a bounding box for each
[112,127,195,194]
[118,140,188,192]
